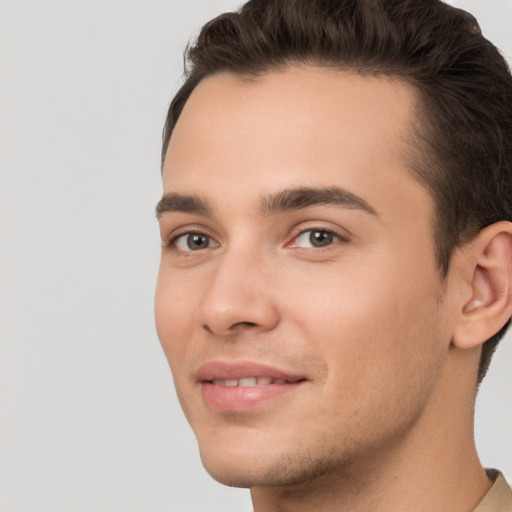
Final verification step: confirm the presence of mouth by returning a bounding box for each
[211,377,298,386]
[197,361,307,412]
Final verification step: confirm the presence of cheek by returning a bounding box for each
[284,272,447,450]
[155,266,203,423]
[154,264,197,368]
[282,256,446,393]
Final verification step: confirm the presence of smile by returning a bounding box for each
[212,377,290,386]
[197,361,307,412]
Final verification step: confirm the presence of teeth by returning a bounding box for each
[211,377,286,387]
[239,378,257,386]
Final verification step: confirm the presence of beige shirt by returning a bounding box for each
[247,470,511,511]
[474,471,512,512]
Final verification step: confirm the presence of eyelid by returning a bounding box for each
[162,225,219,251]
[286,225,349,249]
[161,222,349,251]
[177,233,218,251]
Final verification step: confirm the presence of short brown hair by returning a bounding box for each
[162,0,512,383]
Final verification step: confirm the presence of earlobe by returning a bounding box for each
[452,221,512,350]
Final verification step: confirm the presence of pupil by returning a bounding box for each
[310,230,333,247]
[188,234,209,250]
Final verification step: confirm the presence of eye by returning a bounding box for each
[291,229,342,248]
[172,232,217,251]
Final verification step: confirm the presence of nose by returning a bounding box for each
[198,249,280,336]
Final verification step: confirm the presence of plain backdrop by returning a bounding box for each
[0,1,511,511]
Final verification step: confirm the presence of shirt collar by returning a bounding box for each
[474,471,512,512]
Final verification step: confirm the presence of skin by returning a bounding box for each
[155,67,511,511]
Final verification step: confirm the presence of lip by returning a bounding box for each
[196,360,306,412]
[196,360,305,382]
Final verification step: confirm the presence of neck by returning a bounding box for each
[250,350,492,512]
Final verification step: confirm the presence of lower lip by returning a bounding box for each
[201,382,303,412]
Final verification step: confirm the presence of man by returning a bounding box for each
[155,0,512,510]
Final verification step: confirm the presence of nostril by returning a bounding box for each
[202,324,214,334]
[231,321,258,329]
[202,321,258,335]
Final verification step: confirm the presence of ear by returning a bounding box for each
[452,221,512,350]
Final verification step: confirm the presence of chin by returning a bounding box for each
[198,441,270,488]
[197,436,348,489]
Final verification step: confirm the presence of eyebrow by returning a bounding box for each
[260,186,378,216]
[155,193,211,218]
[155,186,377,219]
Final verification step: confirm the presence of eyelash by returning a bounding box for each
[164,226,347,253]
[165,231,217,251]
[289,227,346,249]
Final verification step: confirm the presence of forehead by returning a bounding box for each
[163,66,429,222]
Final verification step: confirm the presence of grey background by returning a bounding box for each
[0,1,510,511]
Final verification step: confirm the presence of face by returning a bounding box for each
[155,67,454,488]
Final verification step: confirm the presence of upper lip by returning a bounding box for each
[196,360,306,383]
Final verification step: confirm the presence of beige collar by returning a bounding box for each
[474,471,512,512]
